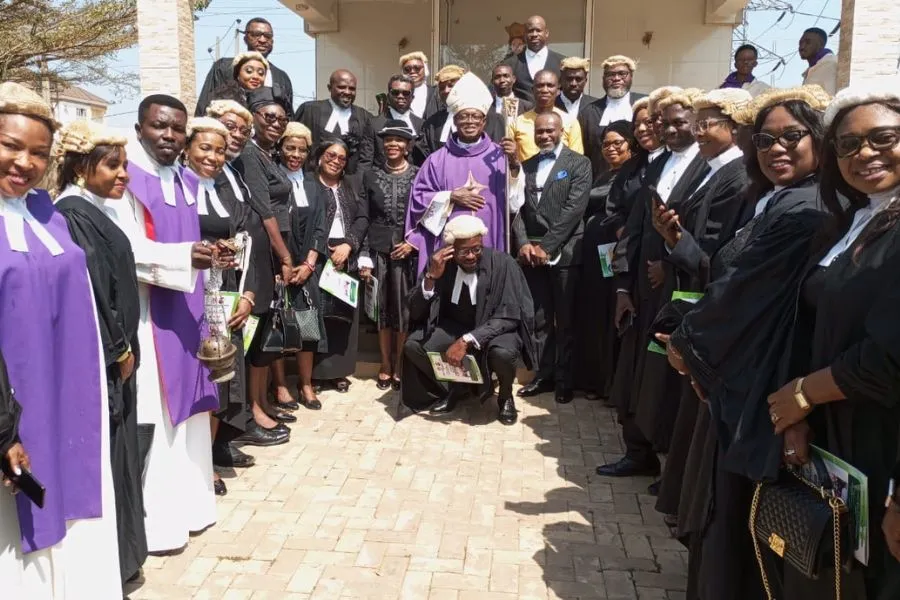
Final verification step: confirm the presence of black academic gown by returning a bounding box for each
[781,213,900,600]
[55,193,147,584]
[581,92,647,180]
[294,100,375,175]
[195,57,294,116]
[0,350,21,463]
[418,109,506,160]
[653,157,748,517]
[369,112,426,167]
[622,151,711,452]
[287,179,329,354]
[401,248,536,411]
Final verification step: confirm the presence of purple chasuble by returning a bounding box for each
[126,163,219,426]
[405,134,508,273]
[0,190,102,553]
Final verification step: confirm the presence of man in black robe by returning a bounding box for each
[490,64,534,119]
[402,215,535,425]
[554,57,598,123]
[195,17,294,116]
[399,51,439,120]
[510,112,591,405]
[581,56,646,177]
[56,181,147,583]
[294,69,374,175]
[504,15,565,104]
[370,74,425,167]
[597,90,710,478]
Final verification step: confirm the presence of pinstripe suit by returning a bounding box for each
[512,146,591,390]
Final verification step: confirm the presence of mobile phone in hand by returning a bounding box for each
[1,459,45,508]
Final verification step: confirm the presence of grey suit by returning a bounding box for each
[512,147,591,390]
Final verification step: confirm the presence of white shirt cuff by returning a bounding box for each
[421,278,435,300]
[462,333,481,350]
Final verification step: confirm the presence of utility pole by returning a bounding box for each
[215,37,221,60]
[39,58,51,105]
[234,19,242,55]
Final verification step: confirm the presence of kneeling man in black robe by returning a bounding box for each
[402,215,535,425]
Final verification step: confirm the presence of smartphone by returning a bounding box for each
[647,185,666,212]
[1,460,45,508]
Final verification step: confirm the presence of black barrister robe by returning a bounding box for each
[195,57,294,116]
[670,176,827,482]
[621,152,710,451]
[0,350,21,460]
[782,207,900,600]
[652,157,748,518]
[401,248,536,411]
[580,93,647,181]
[294,100,375,175]
[418,109,506,161]
[55,193,147,584]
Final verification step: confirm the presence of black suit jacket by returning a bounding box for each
[555,93,598,118]
[195,57,294,116]
[581,92,648,179]
[369,112,425,168]
[294,99,375,175]
[504,49,566,104]
[512,147,592,267]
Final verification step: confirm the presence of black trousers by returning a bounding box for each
[524,264,580,390]
[623,415,658,465]
[402,322,518,410]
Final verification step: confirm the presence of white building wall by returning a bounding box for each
[54,101,104,127]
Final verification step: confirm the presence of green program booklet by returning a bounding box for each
[811,445,869,566]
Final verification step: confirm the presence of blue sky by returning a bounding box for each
[90,0,842,128]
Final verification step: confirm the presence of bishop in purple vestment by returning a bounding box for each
[405,73,513,273]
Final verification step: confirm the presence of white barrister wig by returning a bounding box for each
[824,78,900,127]
[443,215,489,245]
[446,72,493,116]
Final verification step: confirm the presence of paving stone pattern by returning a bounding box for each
[126,377,687,599]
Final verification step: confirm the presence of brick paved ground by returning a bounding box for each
[125,376,687,599]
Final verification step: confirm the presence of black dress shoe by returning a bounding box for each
[595,456,661,478]
[335,378,351,393]
[212,441,256,469]
[235,422,290,447]
[555,389,574,404]
[273,410,297,423]
[299,395,322,410]
[214,478,227,496]
[275,400,300,412]
[517,378,555,397]
[429,394,458,415]
[497,397,517,425]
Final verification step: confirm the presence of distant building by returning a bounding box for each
[51,85,110,125]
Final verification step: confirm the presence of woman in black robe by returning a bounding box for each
[766,89,900,599]
[309,139,369,393]
[52,125,147,584]
[183,117,276,493]
[650,89,750,521]
[665,90,831,600]
[574,119,639,400]
[358,120,420,391]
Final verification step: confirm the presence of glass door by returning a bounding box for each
[438,0,587,82]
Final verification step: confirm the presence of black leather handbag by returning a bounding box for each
[287,287,321,343]
[260,282,303,353]
[749,455,851,599]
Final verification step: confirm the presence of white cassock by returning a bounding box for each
[106,192,217,553]
[0,193,121,599]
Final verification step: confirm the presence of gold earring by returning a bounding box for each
[76,175,86,189]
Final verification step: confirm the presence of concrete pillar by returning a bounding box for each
[137,0,198,113]
[838,0,900,89]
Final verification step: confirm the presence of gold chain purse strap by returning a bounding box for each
[748,475,845,600]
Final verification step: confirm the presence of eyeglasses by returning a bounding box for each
[751,129,810,151]
[602,139,627,150]
[223,121,252,137]
[323,150,347,165]
[246,30,273,40]
[457,246,483,258]
[389,89,412,98]
[455,113,485,124]
[256,112,289,127]
[833,126,900,158]
[604,70,631,80]
[692,118,729,134]
[403,64,424,73]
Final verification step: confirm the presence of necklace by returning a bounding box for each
[386,161,409,174]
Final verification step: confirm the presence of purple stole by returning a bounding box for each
[126,164,219,426]
[0,190,102,552]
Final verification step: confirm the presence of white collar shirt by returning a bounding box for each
[535,143,564,203]
[525,46,549,79]
[325,98,352,134]
[389,107,414,129]
[281,166,308,207]
[410,84,428,119]
[694,145,743,193]
[451,266,478,305]
[656,143,700,203]
[560,94,582,116]
[2,190,64,255]
[599,93,633,126]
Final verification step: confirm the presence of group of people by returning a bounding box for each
[0,10,896,600]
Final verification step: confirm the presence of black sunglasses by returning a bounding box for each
[256,112,288,127]
[833,126,900,159]
[390,89,412,98]
[751,129,810,151]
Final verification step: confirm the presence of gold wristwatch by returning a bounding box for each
[793,377,810,410]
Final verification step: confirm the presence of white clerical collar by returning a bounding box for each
[60,184,109,209]
[451,266,478,305]
[189,169,230,218]
[280,165,309,207]
[328,98,351,115]
[671,143,700,161]
[326,98,352,134]
[560,94,582,113]
[1,190,64,256]
[223,163,245,203]
[126,136,195,207]
[706,145,743,172]
[389,107,413,127]
[818,186,898,267]
[649,147,665,162]
[525,46,548,62]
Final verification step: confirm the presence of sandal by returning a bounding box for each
[376,372,392,390]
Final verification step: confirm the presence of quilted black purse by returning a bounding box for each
[287,287,321,343]
[749,455,851,599]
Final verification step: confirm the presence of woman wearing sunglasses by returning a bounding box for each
[310,139,369,395]
[658,86,831,599]
[765,82,900,599]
